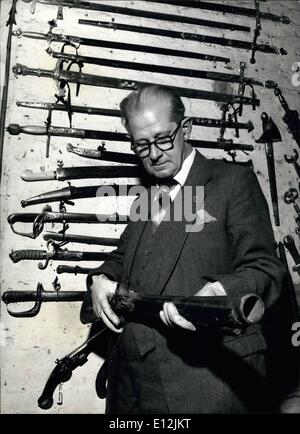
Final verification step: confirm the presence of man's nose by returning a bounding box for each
[149,144,163,161]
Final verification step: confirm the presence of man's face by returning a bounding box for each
[126,103,192,179]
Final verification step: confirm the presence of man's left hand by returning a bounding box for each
[159,282,226,331]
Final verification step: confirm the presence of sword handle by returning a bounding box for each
[21,169,56,181]
[9,250,48,263]
[12,63,52,78]
[2,290,40,304]
[284,235,300,267]
[7,124,47,135]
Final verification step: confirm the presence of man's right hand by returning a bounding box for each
[90,274,123,333]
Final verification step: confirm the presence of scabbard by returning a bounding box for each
[12,64,260,106]
[44,232,119,246]
[2,290,85,304]
[8,123,255,152]
[265,142,280,226]
[149,0,290,23]
[16,104,253,133]
[51,50,263,87]
[8,211,129,225]
[7,123,130,141]
[66,144,140,164]
[13,29,229,64]
[9,249,109,263]
[17,101,121,117]
[34,0,250,32]
[78,19,278,54]
[283,235,300,275]
[56,265,94,274]
[21,166,145,182]
[21,184,138,207]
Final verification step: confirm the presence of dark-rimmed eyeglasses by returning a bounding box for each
[130,121,182,158]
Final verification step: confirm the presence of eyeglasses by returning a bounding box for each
[130,121,182,158]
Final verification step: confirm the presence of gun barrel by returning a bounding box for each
[113,289,265,330]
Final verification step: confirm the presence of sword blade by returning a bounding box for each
[12,64,260,106]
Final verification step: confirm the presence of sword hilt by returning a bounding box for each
[284,235,300,274]
[9,249,48,263]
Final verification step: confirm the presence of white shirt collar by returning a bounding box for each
[173,148,196,187]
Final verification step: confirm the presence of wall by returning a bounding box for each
[1,0,300,414]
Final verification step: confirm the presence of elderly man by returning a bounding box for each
[81,85,285,414]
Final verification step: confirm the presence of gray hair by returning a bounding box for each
[120,85,185,129]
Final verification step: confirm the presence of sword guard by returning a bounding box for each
[284,188,298,205]
[6,283,44,318]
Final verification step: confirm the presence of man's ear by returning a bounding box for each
[121,117,129,132]
[181,117,193,141]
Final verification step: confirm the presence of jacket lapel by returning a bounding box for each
[156,151,213,294]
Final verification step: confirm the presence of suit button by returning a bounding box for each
[145,249,151,256]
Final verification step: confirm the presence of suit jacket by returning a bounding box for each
[83,151,286,412]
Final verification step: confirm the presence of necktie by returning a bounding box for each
[151,180,178,234]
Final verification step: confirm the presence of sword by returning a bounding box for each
[149,0,290,23]
[21,184,139,207]
[8,207,129,239]
[256,113,282,227]
[7,123,255,153]
[2,283,86,317]
[66,144,140,164]
[12,62,260,106]
[50,50,265,88]
[43,232,119,246]
[25,0,250,32]
[78,18,279,55]
[9,248,110,270]
[20,165,145,182]
[56,264,95,274]
[283,235,300,276]
[16,102,254,133]
[13,27,230,63]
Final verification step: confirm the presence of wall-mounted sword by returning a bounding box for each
[21,184,139,207]
[16,102,254,134]
[13,26,230,64]
[274,86,300,149]
[56,264,95,275]
[66,144,140,165]
[49,50,267,88]
[284,235,300,276]
[148,0,290,23]
[43,232,119,246]
[256,112,282,227]
[7,123,255,153]
[12,62,260,106]
[9,247,110,270]
[24,0,250,32]
[78,18,280,55]
[8,206,129,239]
[2,282,86,317]
[20,165,145,182]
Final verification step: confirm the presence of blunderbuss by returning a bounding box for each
[2,282,265,331]
[2,281,265,409]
